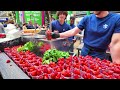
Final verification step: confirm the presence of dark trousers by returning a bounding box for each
[81,44,108,60]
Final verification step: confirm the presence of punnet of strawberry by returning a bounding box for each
[4,45,120,79]
[45,29,52,40]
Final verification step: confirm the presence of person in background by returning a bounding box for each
[51,15,55,22]
[50,11,72,41]
[0,23,5,33]
[26,21,34,29]
[50,11,74,53]
[70,16,76,29]
[34,23,39,29]
[69,16,76,39]
[48,11,120,64]
[22,23,27,30]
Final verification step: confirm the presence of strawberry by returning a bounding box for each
[6,60,11,63]
[56,67,61,72]
[86,73,92,79]
[34,62,39,66]
[39,75,43,79]
[43,68,48,73]
[74,74,79,79]
[96,74,103,78]
[47,68,52,74]
[61,75,65,79]
[31,70,37,76]
[37,70,42,75]
[44,74,49,79]
[74,69,80,75]
[66,70,71,77]
[51,73,56,79]
[61,70,67,76]
[55,73,61,79]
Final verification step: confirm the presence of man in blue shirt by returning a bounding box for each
[50,11,74,52]
[49,11,120,64]
[70,16,76,29]
[69,16,78,40]
[26,21,35,29]
[50,11,73,42]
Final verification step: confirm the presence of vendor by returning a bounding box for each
[48,11,120,64]
[49,11,74,53]
[50,11,73,42]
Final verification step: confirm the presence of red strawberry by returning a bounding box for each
[74,69,80,75]
[6,60,11,63]
[66,70,71,77]
[47,68,52,74]
[39,75,43,79]
[31,70,37,76]
[44,74,49,79]
[86,73,92,79]
[51,73,56,79]
[56,67,61,72]
[74,74,79,79]
[55,73,61,79]
[96,74,103,78]
[37,70,42,75]
[61,70,67,76]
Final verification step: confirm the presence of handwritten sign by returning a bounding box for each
[24,11,42,25]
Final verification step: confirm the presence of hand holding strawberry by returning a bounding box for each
[45,29,60,40]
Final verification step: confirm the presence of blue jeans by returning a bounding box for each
[81,45,107,60]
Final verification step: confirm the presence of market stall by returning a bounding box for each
[0,29,120,79]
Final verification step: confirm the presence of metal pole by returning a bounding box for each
[42,11,45,26]
[48,11,52,30]
[15,11,20,24]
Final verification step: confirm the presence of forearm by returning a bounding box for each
[110,43,120,64]
[60,27,81,38]
[75,34,83,38]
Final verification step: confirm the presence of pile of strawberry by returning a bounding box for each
[4,46,120,79]
[39,43,51,54]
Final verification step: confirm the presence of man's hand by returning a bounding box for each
[45,30,60,40]
[51,32,60,39]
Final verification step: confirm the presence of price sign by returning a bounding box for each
[24,11,42,25]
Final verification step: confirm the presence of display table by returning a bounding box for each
[0,52,30,79]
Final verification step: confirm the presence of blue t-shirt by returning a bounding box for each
[77,12,120,50]
[26,24,35,29]
[51,20,73,42]
[70,24,76,29]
